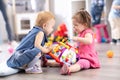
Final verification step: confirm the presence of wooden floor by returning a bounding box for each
[0,43,120,80]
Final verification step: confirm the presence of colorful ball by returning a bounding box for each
[106,50,114,58]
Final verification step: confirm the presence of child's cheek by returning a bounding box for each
[74,28,78,32]
[48,28,53,35]
[73,28,76,32]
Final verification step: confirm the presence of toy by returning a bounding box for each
[106,50,114,58]
[54,23,68,37]
[101,37,107,43]
[8,46,14,54]
[47,41,78,66]
[45,23,77,65]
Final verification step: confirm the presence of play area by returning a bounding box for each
[1,0,120,80]
[0,43,120,80]
[0,23,120,80]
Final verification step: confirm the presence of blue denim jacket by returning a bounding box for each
[7,26,48,68]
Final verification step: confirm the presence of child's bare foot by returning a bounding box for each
[60,64,70,75]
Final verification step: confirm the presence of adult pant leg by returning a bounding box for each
[0,61,19,76]
[108,18,120,39]
[0,0,13,41]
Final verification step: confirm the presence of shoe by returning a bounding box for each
[110,39,117,44]
[116,39,120,45]
[110,41,115,45]
[25,64,42,74]
[60,64,70,75]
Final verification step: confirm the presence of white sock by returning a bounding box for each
[27,56,40,68]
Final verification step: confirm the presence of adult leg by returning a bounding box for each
[109,18,119,40]
[0,0,13,41]
[114,18,120,45]
[94,13,101,25]
[93,5,103,25]
[0,61,19,76]
[90,6,96,26]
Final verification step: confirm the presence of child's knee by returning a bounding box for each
[77,59,90,69]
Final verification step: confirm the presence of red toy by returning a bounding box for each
[54,23,68,37]
[46,23,77,65]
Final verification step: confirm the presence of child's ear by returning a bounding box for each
[43,23,46,28]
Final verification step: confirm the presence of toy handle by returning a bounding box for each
[48,52,63,65]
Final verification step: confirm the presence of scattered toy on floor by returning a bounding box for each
[106,50,114,58]
[8,46,14,54]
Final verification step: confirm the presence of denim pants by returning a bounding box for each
[91,5,104,26]
[0,0,13,41]
[7,47,41,68]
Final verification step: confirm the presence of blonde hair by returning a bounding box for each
[72,9,91,28]
[35,11,55,27]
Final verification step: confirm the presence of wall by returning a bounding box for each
[49,0,68,26]
[49,0,113,39]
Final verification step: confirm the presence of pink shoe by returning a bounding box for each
[60,64,70,75]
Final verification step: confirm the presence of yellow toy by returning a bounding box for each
[106,50,114,58]
[45,36,78,65]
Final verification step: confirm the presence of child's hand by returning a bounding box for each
[45,45,54,54]
[48,45,54,51]
[72,37,78,41]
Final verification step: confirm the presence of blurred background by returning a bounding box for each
[0,0,113,42]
